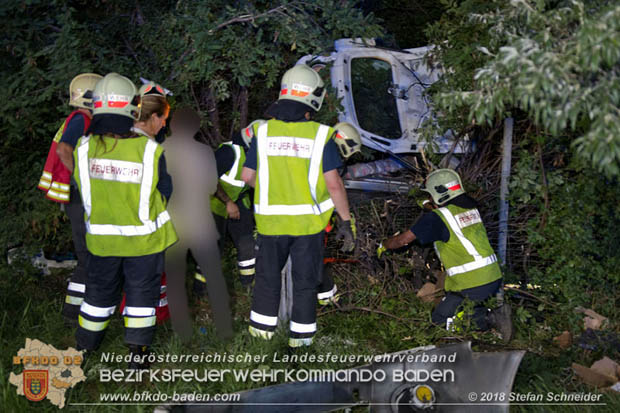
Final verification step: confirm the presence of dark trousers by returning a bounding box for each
[215,197,255,273]
[431,278,502,330]
[62,186,91,320]
[317,262,336,302]
[194,197,255,293]
[76,252,164,350]
[250,232,324,338]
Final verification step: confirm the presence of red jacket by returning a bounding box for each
[38,111,91,203]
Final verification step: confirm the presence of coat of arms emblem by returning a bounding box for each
[23,370,48,402]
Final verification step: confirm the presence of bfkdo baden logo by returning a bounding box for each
[24,370,49,402]
[9,338,86,408]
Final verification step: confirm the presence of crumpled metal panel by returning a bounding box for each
[354,341,525,412]
[296,38,470,155]
[176,342,524,413]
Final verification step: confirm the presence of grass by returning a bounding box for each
[1,250,620,413]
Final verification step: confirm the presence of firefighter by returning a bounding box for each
[73,73,178,366]
[37,73,102,325]
[241,64,355,348]
[332,122,362,168]
[193,120,263,295]
[117,80,171,324]
[317,122,362,305]
[376,169,513,341]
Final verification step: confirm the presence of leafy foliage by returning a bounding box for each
[0,0,383,251]
[422,0,620,307]
[431,0,620,177]
[523,159,620,303]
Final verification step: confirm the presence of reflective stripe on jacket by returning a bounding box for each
[253,119,334,236]
[210,142,247,218]
[73,134,178,256]
[433,204,501,291]
[38,111,90,203]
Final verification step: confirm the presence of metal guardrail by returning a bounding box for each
[344,178,411,194]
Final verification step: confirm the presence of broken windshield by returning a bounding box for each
[350,57,402,140]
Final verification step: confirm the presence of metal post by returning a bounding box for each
[278,256,293,328]
[498,118,513,267]
[497,118,513,304]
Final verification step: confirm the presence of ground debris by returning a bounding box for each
[553,331,572,349]
[575,306,608,331]
[572,356,620,388]
[572,363,617,387]
[577,329,620,354]
[416,282,443,303]
[590,357,620,380]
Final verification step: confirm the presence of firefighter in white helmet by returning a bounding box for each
[242,64,355,347]
[73,73,177,367]
[377,169,513,341]
[37,73,102,325]
[333,122,362,161]
[118,80,172,325]
[317,121,362,306]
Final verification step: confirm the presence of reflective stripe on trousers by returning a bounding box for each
[78,302,116,333]
[238,258,256,276]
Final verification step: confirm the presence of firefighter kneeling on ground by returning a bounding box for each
[73,73,178,368]
[377,169,513,341]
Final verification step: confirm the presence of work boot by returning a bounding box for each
[488,304,514,342]
[75,346,90,367]
[127,345,151,370]
[288,337,313,348]
[248,325,274,340]
[318,293,340,306]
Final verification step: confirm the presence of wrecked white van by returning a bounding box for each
[298,38,469,155]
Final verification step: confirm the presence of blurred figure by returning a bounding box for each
[73,73,177,367]
[37,73,102,325]
[163,107,233,341]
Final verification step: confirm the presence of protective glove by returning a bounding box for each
[335,214,356,252]
[416,197,433,211]
[376,242,387,259]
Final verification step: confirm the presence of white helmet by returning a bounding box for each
[69,73,103,109]
[139,81,166,98]
[92,73,140,120]
[420,169,465,205]
[278,65,326,111]
[333,122,362,159]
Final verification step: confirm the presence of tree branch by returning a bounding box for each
[204,86,223,143]
[210,5,289,32]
